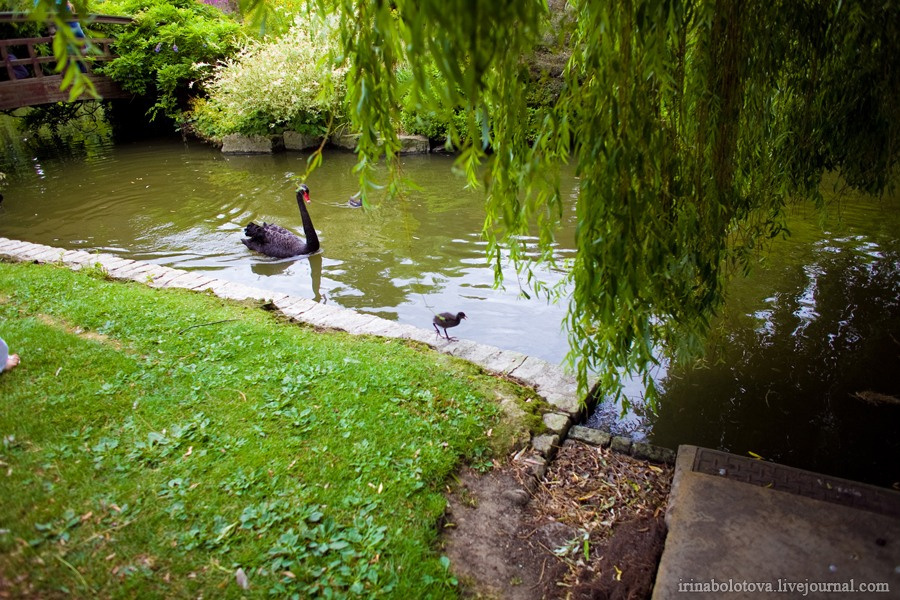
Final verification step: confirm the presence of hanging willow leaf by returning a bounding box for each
[45,0,890,410]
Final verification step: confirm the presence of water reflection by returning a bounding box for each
[249,252,325,303]
[648,233,900,488]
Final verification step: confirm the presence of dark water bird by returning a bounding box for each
[348,192,362,208]
[241,184,320,258]
[433,311,467,341]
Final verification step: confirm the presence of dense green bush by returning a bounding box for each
[189,12,346,139]
[396,62,559,146]
[396,65,465,144]
[98,0,243,124]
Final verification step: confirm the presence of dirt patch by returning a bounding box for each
[442,440,673,599]
[35,313,123,350]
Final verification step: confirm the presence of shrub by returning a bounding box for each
[189,12,346,139]
[98,0,243,124]
[395,60,558,147]
[396,65,466,143]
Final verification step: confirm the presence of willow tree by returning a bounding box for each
[312,0,898,407]
[37,0,900,406]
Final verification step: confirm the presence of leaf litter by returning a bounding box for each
[443,439,673,599]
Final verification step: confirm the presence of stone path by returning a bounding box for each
[653,445,900,599]
[0,237,594,474]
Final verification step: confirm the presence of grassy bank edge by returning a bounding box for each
[0,260,548,598]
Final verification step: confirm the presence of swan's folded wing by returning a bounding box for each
[263,223,295,237]
[261,227,301,246]
[242,221,307,258]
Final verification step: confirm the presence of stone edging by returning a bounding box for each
[220,132,432,155]
[568,424,676,465]
[0,237,596,475]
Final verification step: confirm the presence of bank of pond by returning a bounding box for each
[1,130,898,489]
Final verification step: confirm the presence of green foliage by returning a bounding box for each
[97,0,243,122]
[305,0,900,409]
[189,8,346,138]
[396,65,467,143]
[0,260,537,597]
[241,0,311,37]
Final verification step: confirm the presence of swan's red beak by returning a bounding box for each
[302,189,311,203]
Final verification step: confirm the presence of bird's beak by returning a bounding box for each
[302,189,311,203]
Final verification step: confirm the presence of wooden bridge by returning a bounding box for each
[0,11,133,111]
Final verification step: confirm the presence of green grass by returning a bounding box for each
[0,261,543,598]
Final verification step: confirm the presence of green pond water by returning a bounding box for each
[1,130,898,488]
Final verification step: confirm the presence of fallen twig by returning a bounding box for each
[176,319,239,335]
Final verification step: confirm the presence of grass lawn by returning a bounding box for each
[0,260,544,598]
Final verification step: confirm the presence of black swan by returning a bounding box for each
[241,184,320,258]
[433,312,467,341]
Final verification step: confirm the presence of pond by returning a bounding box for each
[0,134,577,364]
[1,129,898,488]
[591,187,900,488]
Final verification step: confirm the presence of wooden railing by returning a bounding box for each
[0,11,133,110]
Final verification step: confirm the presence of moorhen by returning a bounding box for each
[433,311,467,341]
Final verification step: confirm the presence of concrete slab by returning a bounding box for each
[193,278,232,294]
[318,310,379,333]
[94,256,135,271]
[17,244,55,261]
[166,273,217,290]
[30,247,65,262]
[0,237,20,251]
[139,265,175,282]
[293,303,347,327]
[146,267,185,287]
[273,295,318,315]
[154,271,200,289]
[0,239,31,254]
[375,322,423,341]
[107,261,150,278]
[406,326,445,345]
[121,264,159,281]
[338,313,382,334]
[214,282,271,302]
[59,250,96,266]
[351,317,404,337]
[263,292,292,305]
[653,445,900,599]
[444,340,506,366]
[478,349,529,376]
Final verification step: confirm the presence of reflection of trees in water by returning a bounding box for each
[250,252,324,302]
[649,241,900,487]
[0,103,113,173]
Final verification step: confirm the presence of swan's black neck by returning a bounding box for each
[297,191,320,254]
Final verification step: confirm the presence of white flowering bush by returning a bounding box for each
[191,13,346,138]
